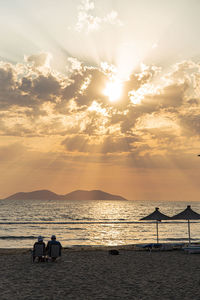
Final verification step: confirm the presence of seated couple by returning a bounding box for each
[33,235,62,262]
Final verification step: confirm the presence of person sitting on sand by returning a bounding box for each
[32,236,46,262]
[46,235,62,261]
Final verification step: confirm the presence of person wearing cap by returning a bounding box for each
[32,236,46,262]
[46,235,62,261]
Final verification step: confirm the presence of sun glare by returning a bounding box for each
[103,80,122,102]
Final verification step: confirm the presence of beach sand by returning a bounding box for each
[0,246,200,299]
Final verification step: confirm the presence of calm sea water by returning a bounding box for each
[0,199,200,248]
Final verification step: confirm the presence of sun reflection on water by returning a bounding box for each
[1,199,200,248]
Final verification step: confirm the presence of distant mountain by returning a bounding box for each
[3,189,126,201]
[4,190,60,201]
[63,190,126,200]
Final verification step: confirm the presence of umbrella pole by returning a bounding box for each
[156,221,159,243]
[188,220,191,245]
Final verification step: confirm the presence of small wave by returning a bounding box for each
[64,238,89,241]
[0,235,36,240]
[74,217,95,221]
[0,221,142,225]
[164,237,198,241]
[67,228,85,231]
[100,218,126,221]
[40,218,54,222]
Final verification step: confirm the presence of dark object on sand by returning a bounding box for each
[109,249,119,255]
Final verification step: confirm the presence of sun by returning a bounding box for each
[103,80,122,102]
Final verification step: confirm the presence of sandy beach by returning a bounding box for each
[0,246,200,300]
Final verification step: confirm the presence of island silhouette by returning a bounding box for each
[3,189,126,201]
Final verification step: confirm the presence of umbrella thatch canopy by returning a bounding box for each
[140,207,170,243]
[171,205,200,244]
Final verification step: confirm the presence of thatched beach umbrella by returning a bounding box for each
[171,205,200,245]
[140,207,170,243]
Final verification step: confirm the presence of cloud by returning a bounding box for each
[75,0,123,33]
[61,134,138,153]
[179,111,200,137]
[0,63,15,91]
[25,52,52,70]
[141,81,188,109]
[31,74,61,99]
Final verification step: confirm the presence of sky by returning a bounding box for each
[1,0,200,200]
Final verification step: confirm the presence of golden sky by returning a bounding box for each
[1,0,200,200]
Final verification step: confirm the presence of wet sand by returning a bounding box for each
[0,246,200,299]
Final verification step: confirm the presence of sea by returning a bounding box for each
[0,199,200,248]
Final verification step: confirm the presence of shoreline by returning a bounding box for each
[0,244,137,253]
[0,242,188,254]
